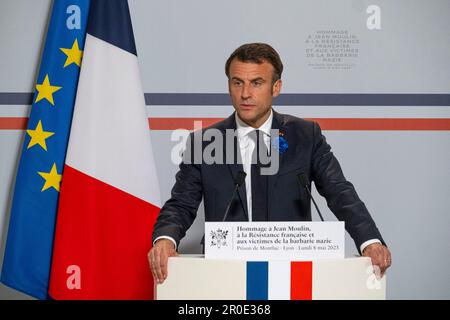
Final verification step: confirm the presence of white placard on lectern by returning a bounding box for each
[205,221,345,260]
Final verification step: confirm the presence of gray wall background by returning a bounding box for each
[0,0,449,299]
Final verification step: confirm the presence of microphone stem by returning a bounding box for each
[222,183,239,222]
[304,184,325,222]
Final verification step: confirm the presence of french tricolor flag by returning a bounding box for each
[247,261,313,300]
[48,0,160,299]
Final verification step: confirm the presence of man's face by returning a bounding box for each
[228,59,282,128]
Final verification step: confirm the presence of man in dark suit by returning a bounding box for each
[148,43,391,284]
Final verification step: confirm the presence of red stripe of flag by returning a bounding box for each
[48,165,159,299]
[291,261,313,300]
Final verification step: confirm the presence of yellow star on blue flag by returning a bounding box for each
[26,120,55,151]
[38,163,62,192]
[60,38,83,68]
[35,74,62,105]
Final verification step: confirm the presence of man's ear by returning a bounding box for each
[272,79,282,98]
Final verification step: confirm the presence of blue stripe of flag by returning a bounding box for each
[246,261,268,300]
[87,0,137,56]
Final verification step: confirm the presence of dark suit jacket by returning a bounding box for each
[152,110,385,253]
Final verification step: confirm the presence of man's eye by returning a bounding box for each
[252,81,262,87]
[233,81,242,86]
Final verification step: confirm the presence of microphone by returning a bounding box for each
[297,173,324,222]
[222,171,247,222]
[201,170,246,253]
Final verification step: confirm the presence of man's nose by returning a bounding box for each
[241,84,252,100]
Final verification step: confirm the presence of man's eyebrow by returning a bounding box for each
[230,76,266,82]
[250,77,266,82]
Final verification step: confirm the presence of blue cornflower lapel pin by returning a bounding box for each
[271,130,288,155]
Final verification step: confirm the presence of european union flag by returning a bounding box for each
[1,0,90,299]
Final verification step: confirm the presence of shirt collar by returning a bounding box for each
[235,109,273,139]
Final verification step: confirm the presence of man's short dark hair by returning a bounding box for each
[225,43,283,83]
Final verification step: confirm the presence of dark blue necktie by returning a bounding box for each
[249,130,268,221]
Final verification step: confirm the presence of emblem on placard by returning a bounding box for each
[210,229,229,249]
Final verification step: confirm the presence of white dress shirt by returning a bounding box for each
[156,109,380,253]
